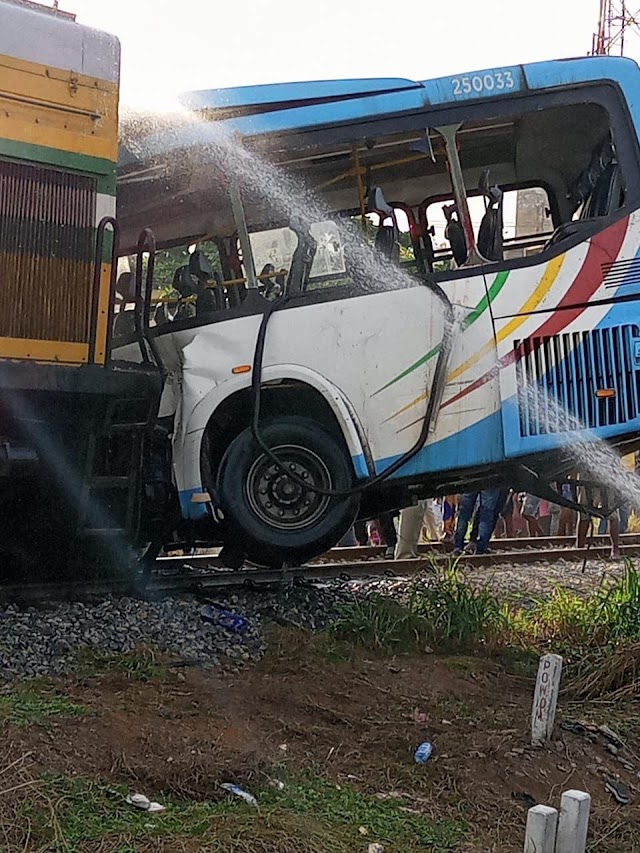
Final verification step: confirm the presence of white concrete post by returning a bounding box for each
[524,805,558,853]
[531,653,563,745]
[555,790,591,853]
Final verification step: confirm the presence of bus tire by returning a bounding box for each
[216,416,359,567]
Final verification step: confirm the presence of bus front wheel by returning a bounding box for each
[216,416,359,567]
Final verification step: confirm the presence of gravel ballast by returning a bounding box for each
[0,557,623,679]
[0,584,351,680]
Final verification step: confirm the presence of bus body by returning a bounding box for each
[116,55,640,566]
[0,0,163,576]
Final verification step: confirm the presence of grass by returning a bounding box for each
[333,560,640,699]
[0,683,88,727]
[6,771,464,853]
[333,565,508,653]
[332,594,431,653]
[73,645,169,681]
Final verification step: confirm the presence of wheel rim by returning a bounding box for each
[245,443,332,531]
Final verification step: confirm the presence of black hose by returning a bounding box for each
[249,279,455,498]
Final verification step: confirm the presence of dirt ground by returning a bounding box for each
[1,630,638,852]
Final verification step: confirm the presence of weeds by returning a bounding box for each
[264,771,464,850]
[410,567,509,649]
[73,645,169,681]
[334,565,507,652]
[334,560,640,699]
[7,772,463,853]
[333,594,430,653]
[0,685,87,727]
[524,561,640,651]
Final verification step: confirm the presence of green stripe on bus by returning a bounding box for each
[0,138,116,194]
[372,269,510,396]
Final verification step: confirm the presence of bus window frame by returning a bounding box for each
[279,81,640,278]
[421,180,558,265]
[143,79,640,339]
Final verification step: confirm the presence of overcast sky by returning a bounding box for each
[68,0,640,108]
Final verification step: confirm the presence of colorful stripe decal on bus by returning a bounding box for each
[372,269,510,396]
[388,253,566,423]
[440,215,630,412]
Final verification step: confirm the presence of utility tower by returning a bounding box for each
[592,0,640,55]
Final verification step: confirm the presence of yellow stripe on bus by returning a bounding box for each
[447,253,566,383]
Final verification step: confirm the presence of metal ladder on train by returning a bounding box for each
[75,224,166,560]
[75,395,158,547]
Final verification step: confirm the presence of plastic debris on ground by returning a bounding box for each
[220,782,258,806]
[414,742,433,764]
[604,775,631,805]
[410,708,429,724]
[200,603,249,633]
[126,793,166,813]
[368,844,385,853]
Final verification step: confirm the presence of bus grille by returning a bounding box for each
[0,159,96,343]
[515,327,640,436]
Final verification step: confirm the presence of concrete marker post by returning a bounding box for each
[524,804,558,853]
[531,653,563,746]
[555,790,591,853]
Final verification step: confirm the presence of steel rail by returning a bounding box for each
[0,538,638,604]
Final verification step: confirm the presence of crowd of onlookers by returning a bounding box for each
[340,467,634,561]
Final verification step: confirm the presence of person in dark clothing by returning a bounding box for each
[453,488,502,555]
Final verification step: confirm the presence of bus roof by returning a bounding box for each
[116,55,640,253]
[120,55,640,169]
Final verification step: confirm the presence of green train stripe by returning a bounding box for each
[0,138,116,195]
[372,270,510,396]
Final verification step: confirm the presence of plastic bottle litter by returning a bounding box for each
[414,742,433,764]
[220,782,258,807]
[200,603,249,633]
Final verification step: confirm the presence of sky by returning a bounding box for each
[65,0,640,109]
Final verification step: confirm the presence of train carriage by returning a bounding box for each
[0,0,164,576]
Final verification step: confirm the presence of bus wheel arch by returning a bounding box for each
[200,381,362,566]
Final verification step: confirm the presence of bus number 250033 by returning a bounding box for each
[451,70,516,97]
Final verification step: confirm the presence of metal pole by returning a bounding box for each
[435,124,482,266]
[228,181,258,290]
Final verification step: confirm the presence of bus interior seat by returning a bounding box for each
[368,186,400,262]
[258,263,284,300]
[443,203,467,266]
[476,169,504,262]
[155,267,197,325]
[581,161,623,219]
[374,222,400,261]
[112,271,136,339]
[545,140,622,249]
[189,250,224,313]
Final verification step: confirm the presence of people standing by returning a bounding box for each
[452,488,502,556]
[575,478,621,560]
[394,499,437,559]
[521,493,544,537]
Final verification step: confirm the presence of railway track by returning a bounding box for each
[0,534,638,605]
